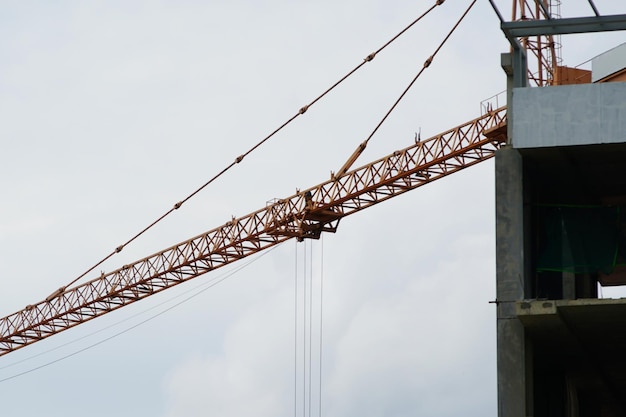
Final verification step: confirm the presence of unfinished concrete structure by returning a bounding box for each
[496,34,626,417]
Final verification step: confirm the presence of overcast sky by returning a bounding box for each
[1,1,624,416]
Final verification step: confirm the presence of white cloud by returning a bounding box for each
[163,284,296,417]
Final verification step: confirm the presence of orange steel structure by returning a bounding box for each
[513,0,561,86]
[0,107,507,356]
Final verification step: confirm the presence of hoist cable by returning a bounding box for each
[294,239,298,417]
[318,235,324,417]
[302,241,307,417]
[58,0,447,295]
[308,242,313,417]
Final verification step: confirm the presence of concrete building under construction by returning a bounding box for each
[496,38,626,417]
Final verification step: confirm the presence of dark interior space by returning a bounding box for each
[522,143,626,299]
[519,143,626,417]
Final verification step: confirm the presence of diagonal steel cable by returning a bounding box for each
[55,1,447,295]
[336,0,478,175]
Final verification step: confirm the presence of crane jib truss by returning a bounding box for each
[0,107,507,356]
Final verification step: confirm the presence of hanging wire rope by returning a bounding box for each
[292,238,324,417]
[302,240,307,417]
[308,241,314,417]
[318,234,324,417]
[0,244,280,382]
[294,239,299,417]
[58,0,447,295]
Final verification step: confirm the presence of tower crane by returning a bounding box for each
[0,108,507,356]
[0,0,598,362]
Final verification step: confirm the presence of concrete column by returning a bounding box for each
[496,146,530,417]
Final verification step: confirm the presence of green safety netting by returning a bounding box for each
[535,205,624,275]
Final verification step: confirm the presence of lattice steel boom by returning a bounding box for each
[0,107,507,356]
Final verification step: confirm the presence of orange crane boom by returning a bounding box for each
[0,107,506,356]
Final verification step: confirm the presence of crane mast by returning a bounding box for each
[512,0,561,86]
[0,107,506,356]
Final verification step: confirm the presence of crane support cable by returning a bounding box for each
[587,0,600,17]
[0,107,507,357]
[336,0,477,177]
[59,0,446,294]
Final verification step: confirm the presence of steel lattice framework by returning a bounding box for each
[513,0,561,86]
[0,107,507,356]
